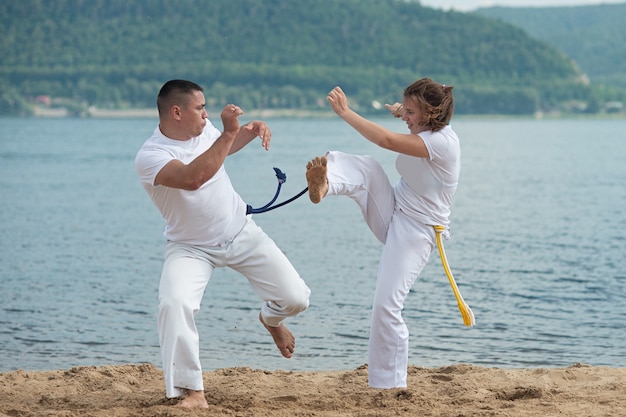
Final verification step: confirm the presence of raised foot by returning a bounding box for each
[259,313,295,358]
[305,156,328,204]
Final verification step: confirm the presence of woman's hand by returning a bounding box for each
[327,86,350,116]
[385,102,404,118]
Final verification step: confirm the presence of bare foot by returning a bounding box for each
[175,390,209,409]
[259,313,295,358]
[306,156,328,204]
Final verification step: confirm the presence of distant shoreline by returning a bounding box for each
[27,105,626,120]
[31,106,336,119]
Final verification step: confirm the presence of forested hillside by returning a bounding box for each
[0,0,609,116]
[476,3,626,91]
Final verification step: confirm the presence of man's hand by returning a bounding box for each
[243,121,272,150]
[220,104,243,135]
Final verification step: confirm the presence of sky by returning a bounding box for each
[418,0,625,11]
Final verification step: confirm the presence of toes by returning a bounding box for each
[306,156,327,169]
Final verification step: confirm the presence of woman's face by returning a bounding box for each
[402,96,428,135]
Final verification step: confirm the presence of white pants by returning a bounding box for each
[158,217,310,398]
[325,151,435,389]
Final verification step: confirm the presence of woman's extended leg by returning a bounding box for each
[306,151,395,243]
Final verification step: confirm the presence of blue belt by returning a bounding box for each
[246,167,308,214]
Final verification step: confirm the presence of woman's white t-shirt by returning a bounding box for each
[394,125,460,228]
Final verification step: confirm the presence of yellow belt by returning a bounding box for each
[433,225,475,327]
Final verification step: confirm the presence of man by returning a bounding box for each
[135,80,310,409]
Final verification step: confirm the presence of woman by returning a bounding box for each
[305,78,460,389]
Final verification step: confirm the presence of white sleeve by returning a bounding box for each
[135,144,174,187]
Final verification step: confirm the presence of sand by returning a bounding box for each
[1,362,624,416]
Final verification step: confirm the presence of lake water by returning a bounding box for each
[1,115,625,373]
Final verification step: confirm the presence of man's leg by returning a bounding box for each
[258,312,296,358]
[228,218,311,357]
[159,243,213,402]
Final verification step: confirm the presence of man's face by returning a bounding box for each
[180,90,208,138]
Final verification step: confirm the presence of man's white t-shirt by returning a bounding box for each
[394,125,460,228]
[135,121,247,246]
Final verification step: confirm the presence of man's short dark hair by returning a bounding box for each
[157,80,204,116]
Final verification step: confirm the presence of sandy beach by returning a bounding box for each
[1,362,624,416]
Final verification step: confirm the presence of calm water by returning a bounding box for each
[1,115,625,373]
